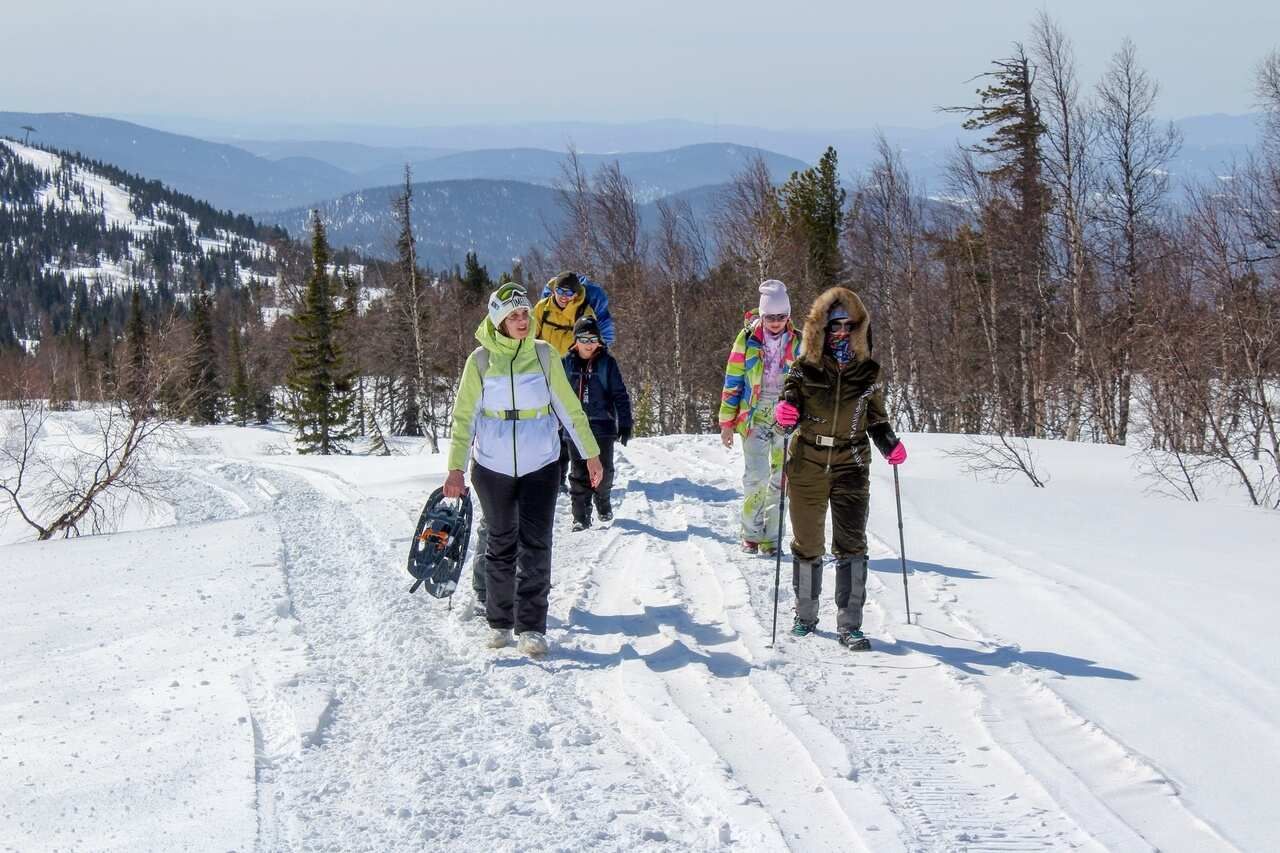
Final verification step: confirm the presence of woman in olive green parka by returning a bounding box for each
[773,286,907,650]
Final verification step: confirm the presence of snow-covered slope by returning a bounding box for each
[0,138,277,297]
[1,424,1274,851]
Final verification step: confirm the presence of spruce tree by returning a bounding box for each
[462,251,492,303]
[187,278,220,424]
[782,146,847,290]
[285,216,357,454]
[125,287,150,411]
[227,323,252,427]
[391,167,425,438]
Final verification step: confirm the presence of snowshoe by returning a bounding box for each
[838,630,871,651]
[406,488,473,599]
[741,540,759,555]
[790,618,816,637]
[758,541,778,557]
[487,628,513,649]
[572,518,591,532]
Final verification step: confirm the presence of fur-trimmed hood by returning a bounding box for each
[800,286,871,366]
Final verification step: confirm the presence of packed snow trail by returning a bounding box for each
[2,426,1256,852]
[189,433,1235,851]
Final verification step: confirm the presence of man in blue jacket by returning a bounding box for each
[562,316,632,530]
[541,272,616,346]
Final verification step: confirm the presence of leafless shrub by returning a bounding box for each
[944,433,1049,487]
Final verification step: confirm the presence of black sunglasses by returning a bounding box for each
[828,320,856,332]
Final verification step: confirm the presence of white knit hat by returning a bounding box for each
[758,279,790,316]
[487,283,532,330]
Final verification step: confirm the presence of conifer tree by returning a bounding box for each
[187,278,220,424]
[227,322,252,427]
[782,146,847,291]
[284,216,356,454]
[391,168,426,438]
[125,287,150,410]
[462,251,492,303]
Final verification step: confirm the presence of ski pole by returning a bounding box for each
[893,464,911,624]
[769,431,790,648]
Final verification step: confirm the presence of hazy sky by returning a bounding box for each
[6,0,1278,129]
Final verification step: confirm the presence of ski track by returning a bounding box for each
[164,435,1235,852]
[618,437,1234,853]
[173,449,716,852]
[614,440,1101,853]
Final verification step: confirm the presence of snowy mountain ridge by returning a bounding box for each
[1,137,278,299]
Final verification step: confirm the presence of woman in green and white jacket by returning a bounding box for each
[445,283,602,657]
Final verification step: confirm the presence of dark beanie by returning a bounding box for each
[573,315,601,338]
[549,271,581,292]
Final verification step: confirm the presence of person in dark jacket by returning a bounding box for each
[562,316,633,530]
[774,286,907,651]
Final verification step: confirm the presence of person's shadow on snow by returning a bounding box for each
[869,556,991,581]
[879,636,1138,680]
[632,477,739,504]
[865,558,1137,680]
[515,604,751,677]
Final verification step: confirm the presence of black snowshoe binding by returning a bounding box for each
[406,488,473,598]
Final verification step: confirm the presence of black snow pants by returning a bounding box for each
[470,459,559,634]
[569,429,615,522]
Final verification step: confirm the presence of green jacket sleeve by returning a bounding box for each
[447,352,484,471]
[543,343,601,458]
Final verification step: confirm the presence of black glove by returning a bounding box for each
[618,428,632,446]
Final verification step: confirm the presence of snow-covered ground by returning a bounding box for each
[2,422,1276,852]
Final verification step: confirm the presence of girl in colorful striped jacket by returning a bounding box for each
[717,279,801,555]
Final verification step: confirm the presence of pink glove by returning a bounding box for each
[886,441,907,466]
[774,401,799,428]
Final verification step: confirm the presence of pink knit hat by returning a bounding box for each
[758,279,790,316]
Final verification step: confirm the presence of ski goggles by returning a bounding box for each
[575,334,601,345]
[762,313,789,323]
[827,319,856,333]
[554,285,578,299]
[489,283,531,316]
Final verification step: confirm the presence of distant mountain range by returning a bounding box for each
[1,113,808,215]
[114,113,1268,190]
[263,180,727,270]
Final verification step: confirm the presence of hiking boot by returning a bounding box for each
[837,629,871,651]
[741,540,759,555]
[572,517,591,532]
[790,618,816,637]
[758,541,778,557]
[595,499,613,522]
[517,631,549,657]
[487,628,513,649]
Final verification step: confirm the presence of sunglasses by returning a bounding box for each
[762,313,789,323]
[575,335,600,345]
[827,320,856,332]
